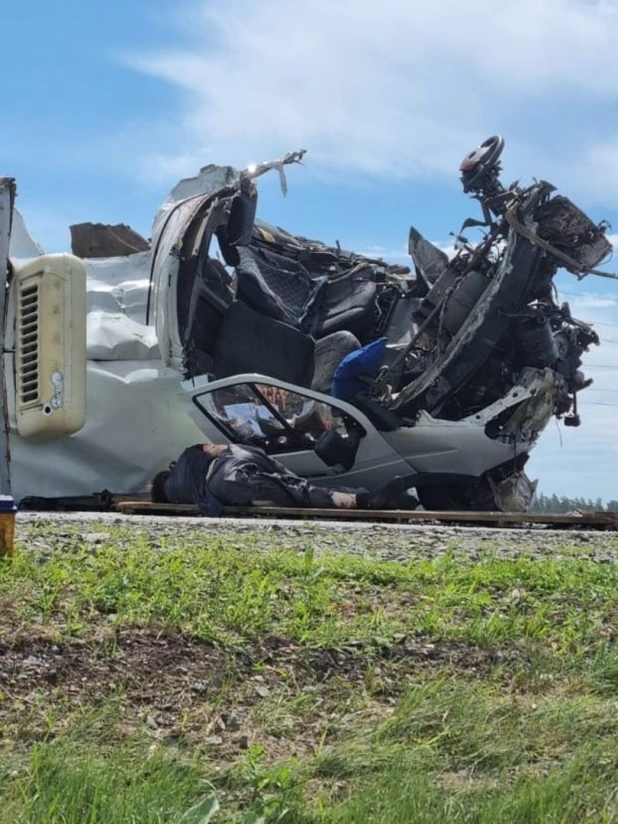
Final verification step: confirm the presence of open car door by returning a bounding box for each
[150,152,306,375]
[150,176,233,373]
[181,374,412,490]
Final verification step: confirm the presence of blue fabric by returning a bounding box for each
[195,482,224,517]
[331,337,387,401]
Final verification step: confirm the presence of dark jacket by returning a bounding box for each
[163,444,223,516]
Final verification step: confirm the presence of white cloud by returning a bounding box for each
[567,143,618,206]
[567,294,618,312]
[357,244,410,265]
[125,0,618,196]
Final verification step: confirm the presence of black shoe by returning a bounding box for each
[358,476,412,510]
[393,491,420,510]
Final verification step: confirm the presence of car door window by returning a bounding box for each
[193,382,363,454]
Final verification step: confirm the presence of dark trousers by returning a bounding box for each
[208,466,352,509]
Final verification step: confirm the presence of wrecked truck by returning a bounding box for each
[0,136,610,511]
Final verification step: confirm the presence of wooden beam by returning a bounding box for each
[112,500,618,529]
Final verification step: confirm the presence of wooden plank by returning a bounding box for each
[112,500,618,529]
[224,507,618,527]
[115,501,200,516]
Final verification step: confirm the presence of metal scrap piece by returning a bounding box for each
[70,223,150,259]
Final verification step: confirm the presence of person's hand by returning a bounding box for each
[332,492,356,509]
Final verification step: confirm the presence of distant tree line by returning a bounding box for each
[531,493,618,513]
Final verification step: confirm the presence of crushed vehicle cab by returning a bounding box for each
[150,139,609,511]
[0,137,611,511]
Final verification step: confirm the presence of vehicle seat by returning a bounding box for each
[212,300,315,387]
[312,268,377,340]
[235,247,377,340]
[311,331,361,394]
[235,246,324,329]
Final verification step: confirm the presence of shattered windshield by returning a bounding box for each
[193,383,357,454]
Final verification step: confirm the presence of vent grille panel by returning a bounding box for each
[18,283,40,407]
[13,254,87,442]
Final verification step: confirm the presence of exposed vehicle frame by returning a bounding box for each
[0,138,612,511]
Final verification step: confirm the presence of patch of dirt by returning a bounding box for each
[0,630,504,701]
[0,627,241,713]
[0,628,511,762]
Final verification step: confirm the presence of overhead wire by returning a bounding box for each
[558,289,618,304]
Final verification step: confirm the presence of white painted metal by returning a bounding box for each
[0,180,15,494]
[14,254,87,441]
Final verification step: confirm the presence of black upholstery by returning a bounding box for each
[235,247,377,340]
[313,269,377,339]
[217,191,259,264]
[311,331,361,394]
[184,297,223,375]
[235,246,324,329]
[212,300,315,387]
[182,259,236,376]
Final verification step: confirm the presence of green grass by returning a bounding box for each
[0,736,203,824]
[1,520,618,822]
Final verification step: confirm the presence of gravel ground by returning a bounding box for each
[16,512,618,563]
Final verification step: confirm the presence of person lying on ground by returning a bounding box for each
[150,442,418,515]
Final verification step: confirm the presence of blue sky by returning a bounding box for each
[4,0,618,501]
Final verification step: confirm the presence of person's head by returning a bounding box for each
[150,446,224,504]
[150,464,175,503]
[202,443,226,459]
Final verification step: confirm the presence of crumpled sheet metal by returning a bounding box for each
[85,251,151,323]
[6,154,303,500]
[152,149,306,241]
[10,215,158,363]
[7,359,206,502]
[6,213,188,501]
[85,251,160,361]
[87,312,160,361]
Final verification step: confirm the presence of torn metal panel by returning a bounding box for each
[70,222,150,259]
[86,251,151,321]
[488,471,538,512]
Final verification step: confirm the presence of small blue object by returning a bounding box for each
[331,337,388,401]
[0,495,17,514]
